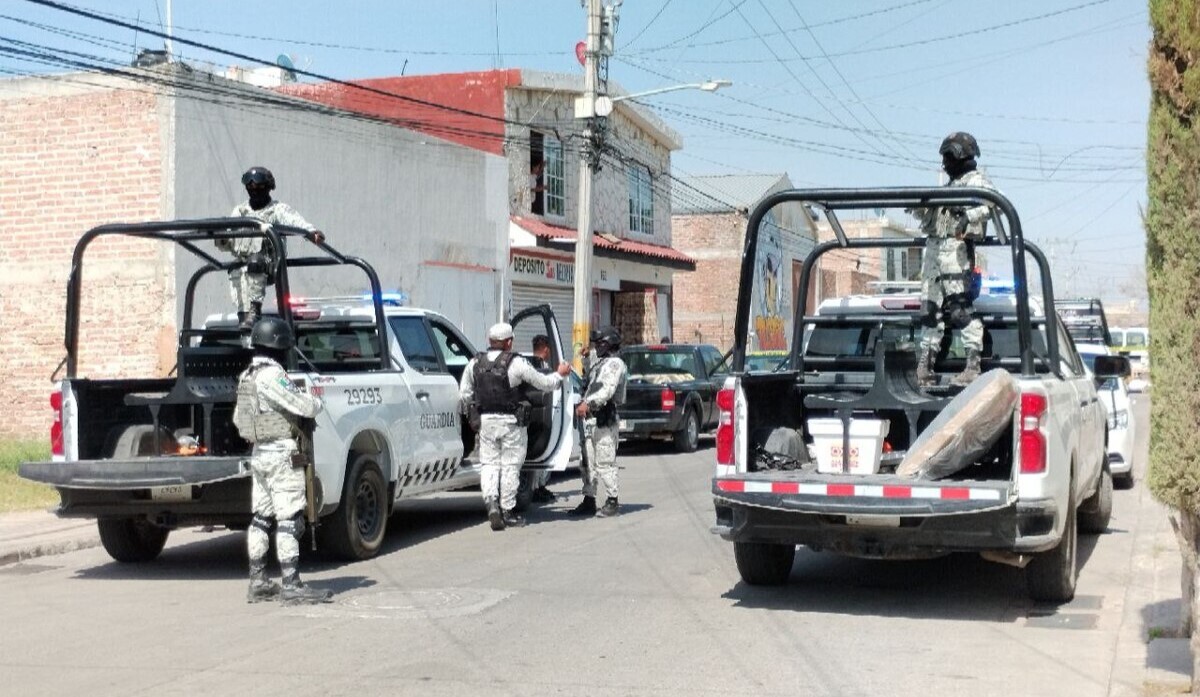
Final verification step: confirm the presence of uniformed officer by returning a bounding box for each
[459,322,571,530]
[914,132,997,388]
[569,326,628,518]
[232,316,331,605]
[218,167,323,329]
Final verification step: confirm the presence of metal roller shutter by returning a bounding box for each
[510,284,575,357]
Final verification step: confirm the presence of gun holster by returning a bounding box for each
[515,402,533,428]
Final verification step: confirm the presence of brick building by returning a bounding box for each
[0,67,506,439]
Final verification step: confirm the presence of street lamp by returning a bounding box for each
[591,79,733,117]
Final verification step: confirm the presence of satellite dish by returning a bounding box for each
[276,53,297,82]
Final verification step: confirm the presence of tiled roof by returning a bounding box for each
[671,173,790,215]
[511,216,696,269]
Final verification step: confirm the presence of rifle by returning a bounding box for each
[295,417,319,551]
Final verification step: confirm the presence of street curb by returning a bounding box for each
[0,534,100,567]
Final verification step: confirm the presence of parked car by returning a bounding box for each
[1076,343,1137,489]
[617,343,727,452]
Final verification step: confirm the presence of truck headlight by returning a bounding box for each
[1107,410,1129,430]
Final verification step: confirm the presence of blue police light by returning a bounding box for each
[982,277,1016,295]
[361,291,409,307]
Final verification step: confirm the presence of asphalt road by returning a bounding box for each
[0,397,1153,696]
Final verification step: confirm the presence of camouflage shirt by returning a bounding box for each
[918,169,997,240]
[218,200,317,257]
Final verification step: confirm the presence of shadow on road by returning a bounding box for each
[721,531,1110,622]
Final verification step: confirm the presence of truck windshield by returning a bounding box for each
[622,348,700,379]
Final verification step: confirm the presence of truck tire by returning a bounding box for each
[1026,487,1077,602]
[673,406,700,453]
[97,518,169,563]
[733,541,796,586]
[514,471,536,512]
[319,454,388,561]
[1078,468,1113,534]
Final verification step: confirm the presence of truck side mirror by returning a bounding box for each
[1093,355,1131,379]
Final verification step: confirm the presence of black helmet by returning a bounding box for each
[241,166,275,190]
[249,316,294,351]
[594,325,621,355]
[939,132,980,160]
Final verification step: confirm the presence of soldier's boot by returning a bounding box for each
[597,497,619,518]
[915,347,937,388]
[950,349,982,387]
[568,495,597,517]
[279,567,333,606]
[501,509,526,528]
[486,499,505,531]
[246,560,280,603]
[239,301,262,330]
[531,486,555,504]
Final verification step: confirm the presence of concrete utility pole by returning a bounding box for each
[570,0,607,369]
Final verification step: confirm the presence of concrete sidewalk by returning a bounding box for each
[0,508,99,567]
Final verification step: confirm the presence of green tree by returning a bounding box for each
[1146,0,1200,687]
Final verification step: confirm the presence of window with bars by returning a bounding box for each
[628,165,654,236]
[543,136,564,218]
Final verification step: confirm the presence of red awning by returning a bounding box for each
[511,216,696,269]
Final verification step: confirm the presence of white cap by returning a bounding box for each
[487,322,514,342]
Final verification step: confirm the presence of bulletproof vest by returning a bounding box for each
[233,363,294,443]
[473,352,521,414]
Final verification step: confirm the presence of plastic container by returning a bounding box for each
[807,418,890,475]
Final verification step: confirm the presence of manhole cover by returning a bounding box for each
[282,587,513,620]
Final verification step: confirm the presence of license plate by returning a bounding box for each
[150,485,193,502]
[845,515,900,528]
[619,420,630,431]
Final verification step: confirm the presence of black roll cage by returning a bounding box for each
[62,217,390,377]
[733,187,1058,378]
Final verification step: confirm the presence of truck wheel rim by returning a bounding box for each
[356,480,380,538]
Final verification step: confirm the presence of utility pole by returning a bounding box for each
[570,0,608,369]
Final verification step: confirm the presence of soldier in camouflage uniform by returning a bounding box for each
[219,167,323,329]
[569,326,628,518]
[914,132,996,388]
[459,323,571,531]
[233,316,331,605]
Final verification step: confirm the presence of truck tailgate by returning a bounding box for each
[20,456,248,489]
[713,472,1014,516]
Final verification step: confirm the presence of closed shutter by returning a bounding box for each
[510,284,575,356]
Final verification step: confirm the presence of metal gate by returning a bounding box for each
[510,284,575,356]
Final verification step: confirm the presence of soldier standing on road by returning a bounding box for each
[460,323,571,531]
[218,167,324,329]
[569,326,628,518]
[913,132,997,388]
[233,316,332,605]
[530,334,557,504]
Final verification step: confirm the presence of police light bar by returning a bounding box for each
[982,277,1016,295]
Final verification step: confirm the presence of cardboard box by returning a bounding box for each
[807,418,890,475]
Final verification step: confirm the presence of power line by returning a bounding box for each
[618,0,675,51]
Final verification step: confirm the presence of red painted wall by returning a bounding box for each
[283,69,520,156]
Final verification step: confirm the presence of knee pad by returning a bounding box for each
[276,512,306,541]
[250,514,274,534]
[920,301,940,329]
[944,295,974,330]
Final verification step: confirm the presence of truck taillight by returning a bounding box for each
[716,388,735,465]
[1019,393,1047,474]
[660,388,676,412]
[50,390,64,457]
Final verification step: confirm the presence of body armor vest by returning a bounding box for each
[233,363,294,443]
[474,352,521,414]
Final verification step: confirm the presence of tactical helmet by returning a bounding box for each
[938,132,980,160]
[249,316,294,351]
[593,326,621,355]
[241,166,276,191]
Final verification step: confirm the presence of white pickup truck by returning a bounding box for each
[710,187,1129,602]
[20,219,575,562]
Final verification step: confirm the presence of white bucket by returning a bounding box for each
[807,418,890,475]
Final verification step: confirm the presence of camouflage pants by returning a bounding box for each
[247,442,307,565]
[228,267,268,313]
[919,236,983,353]
[582,419,619,499]
[478,414,528,511]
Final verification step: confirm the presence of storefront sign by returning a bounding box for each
[511,252,574,287]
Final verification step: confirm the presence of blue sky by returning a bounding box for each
[4,0,1150,307]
